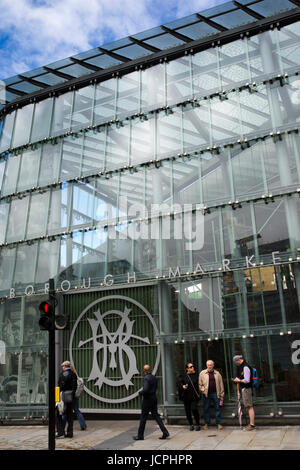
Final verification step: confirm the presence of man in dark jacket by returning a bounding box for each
[133,364,169,441]
[57,360,77,438]
[181,362,201,431]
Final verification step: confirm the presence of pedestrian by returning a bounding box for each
[133,364,169,441]
[233,355,255,431]
[56,360,77,438]
[61,364,86,431]
[199,360,225,430]
[180,362,201,431]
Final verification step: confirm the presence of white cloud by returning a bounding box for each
[0,0,225,79]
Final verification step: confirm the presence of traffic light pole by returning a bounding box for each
[48,278,56,451]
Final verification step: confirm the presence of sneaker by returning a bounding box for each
[55,433,65,439]
[244,424,255,431]
[195,425,201,431]
[202,424,208,430]
[189,425,194,431]
[217,425,223,430]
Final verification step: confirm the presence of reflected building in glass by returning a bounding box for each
[1,0,300,421]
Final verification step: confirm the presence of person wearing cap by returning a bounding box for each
[233,355,255,431]
[56,360,77,438]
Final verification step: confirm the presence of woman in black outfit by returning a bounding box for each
[181,362,201,431]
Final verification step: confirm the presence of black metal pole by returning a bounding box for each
[48,278,56,451]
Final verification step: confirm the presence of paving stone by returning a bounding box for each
[0,423,299,451]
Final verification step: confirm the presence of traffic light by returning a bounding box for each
[54,293,69,330]
[39,299,55,330]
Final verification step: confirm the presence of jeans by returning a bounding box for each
[203,393,221,425]
[62,398,86,430]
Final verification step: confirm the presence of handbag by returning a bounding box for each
[62,390,73,404]
[187,374,200,399]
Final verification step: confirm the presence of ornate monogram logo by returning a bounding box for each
[69,295,160,404]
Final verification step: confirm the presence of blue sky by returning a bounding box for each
[0,0,226,80]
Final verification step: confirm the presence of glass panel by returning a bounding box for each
[0,201,9,243]
[144,34,185,49]
[192,209,222,266]
[222,204,255,259]
[120,170,145,213]
[278,22,300,72]
[35,239,60,283]
[47,185,69,235]
[215,9,254,29]
[60,63,92,78]
[14,244,38,285]
[166,56,191,106]
[106,122,129,170]
[38,141,62,186]
[248,31,279,79]
[60,134,83,181]
[145,162,172,211]
[81,229,107,280]
[93,79,116,125]
[31,98,53,142]
[183,103,210,151]
[255,199,291,255]
[280,263,300,324]
[1,156,20,196]
[157,108,182,159]
[51,91,73,136]
[12,104,34,148]
[0,157,6,193]
[211,91,241,144]
[6,197,29,243]
[141,64,165,112]
[94,175,119,225]
[178,22,217,41]
[192,49,219,96]
[219,39,250,89]
[271,333,300,402]
[130,117,155,165]
[0,247,16,291]
[172,157,201,205]
[239,84,271,136]
[71,85,94,131]
[180,277,223,333]
[0,112,15,152]
[249,0,293,17]
[71,182,94,230]
[81,129,105,176]
[17,148,41,192]
[116,71,140,119]
[232,142,264,199]
[26,191,50,239]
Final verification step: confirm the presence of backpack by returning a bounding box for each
[251,367,259,390]
[75,376,84,398]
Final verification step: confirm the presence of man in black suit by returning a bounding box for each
[133,364,169,441]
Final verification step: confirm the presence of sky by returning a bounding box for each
[0,0,226,80]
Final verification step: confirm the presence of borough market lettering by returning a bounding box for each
[8,250,299,298]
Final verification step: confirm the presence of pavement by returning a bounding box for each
[0,421,300,451]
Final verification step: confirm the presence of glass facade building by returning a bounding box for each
[1,0,300,422]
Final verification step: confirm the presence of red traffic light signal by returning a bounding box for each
[39,300,54,330]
